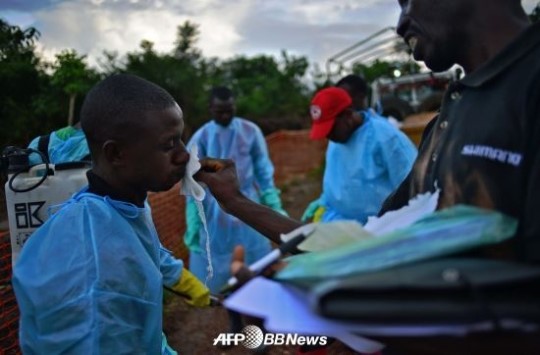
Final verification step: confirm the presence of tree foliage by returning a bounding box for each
[210,51,310,129]
[174,21,201,61]
[0,19,44,147]
[124,35,207,137]
[122,21,311,135]
[1,18,420,151]
[352,59,421,83]
[50,50,99,125]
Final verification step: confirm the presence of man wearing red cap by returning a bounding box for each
[303,85,416,224]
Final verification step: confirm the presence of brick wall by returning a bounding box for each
[0,231,20,354]
[266,130,328,186]
[148,184,189,263]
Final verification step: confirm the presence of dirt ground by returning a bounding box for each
[162,174,359,355]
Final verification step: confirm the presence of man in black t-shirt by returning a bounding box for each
[378,0,540,262]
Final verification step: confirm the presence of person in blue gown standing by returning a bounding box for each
[13,74,210,354]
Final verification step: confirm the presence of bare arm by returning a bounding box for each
[195,158,301,244]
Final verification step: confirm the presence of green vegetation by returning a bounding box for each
[352,60,421,83]
[1,19,314,149]
[2,2,538,149]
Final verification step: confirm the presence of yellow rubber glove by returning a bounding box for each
[171,268,210,307]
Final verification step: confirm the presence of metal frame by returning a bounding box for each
[325,26,408,81]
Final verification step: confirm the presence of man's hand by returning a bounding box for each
[196,158,303,245]
[195,158,243,212]
[230,246,255,285]
[229,245,287,288]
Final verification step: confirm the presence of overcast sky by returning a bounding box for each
[1,0,538,71]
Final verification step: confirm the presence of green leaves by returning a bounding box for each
[50,50,97,96]
[0,19,44,147]
[50,50,99,125]
[121,21,311,136]
[352,59,420,84]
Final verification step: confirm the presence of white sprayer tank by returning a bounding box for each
[5,162,89,265]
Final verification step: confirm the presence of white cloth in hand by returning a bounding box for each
[181,145,206,201]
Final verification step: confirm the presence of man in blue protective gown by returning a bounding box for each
[302,81,417,224]
[184,86,286,293]
[183,86,286,335]
[13,74,210,354]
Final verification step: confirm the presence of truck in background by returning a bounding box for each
[371,69,461,122]
[326,27,462,123]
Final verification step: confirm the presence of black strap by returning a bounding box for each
[37,134,51,163]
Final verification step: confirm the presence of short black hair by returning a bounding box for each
[80,74,177,155]
[336,74,368,95]
[209,86,234,102]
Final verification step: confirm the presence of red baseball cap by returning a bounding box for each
[309,87,352,140]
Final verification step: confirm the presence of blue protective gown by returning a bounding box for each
[27,126,90,165]
[320,110,417,223]
[12,190,183,354]
[185,118,276,293]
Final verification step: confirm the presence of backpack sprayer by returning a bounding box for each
[1,146,90,265]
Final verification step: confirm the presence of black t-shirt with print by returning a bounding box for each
[381,21,540,263]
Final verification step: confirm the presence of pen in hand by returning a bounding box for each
[221,224,315,294]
